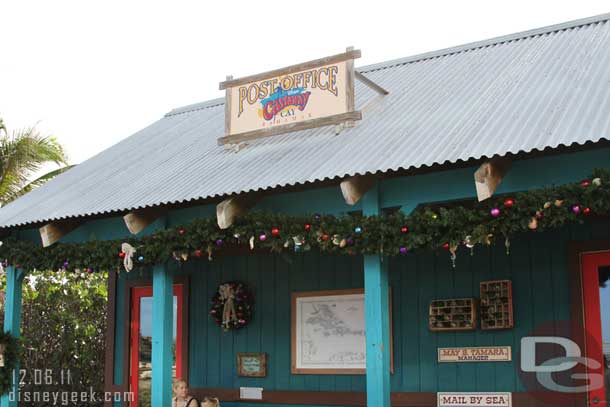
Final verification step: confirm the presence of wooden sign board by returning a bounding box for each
[291,288,393,375]
[218,48,361,145]
[438,346,512,363]
[438,393,512,407]
[237,353,267,377]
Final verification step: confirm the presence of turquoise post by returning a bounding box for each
[362,183,391,407]
[151,264,173,407]
[1,266,25,407]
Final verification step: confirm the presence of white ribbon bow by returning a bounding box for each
[121,243,136,273]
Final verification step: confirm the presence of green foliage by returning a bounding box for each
[0,270,107,402]
[0,170,609,272]
[0,119,70,205]
[0,332,21,396]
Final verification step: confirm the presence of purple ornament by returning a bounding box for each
[490,208,501,217]
[63,260,69,268]
[1,261,7,268]
[259,234,267,241]
[86,267,93,273]
[314,213,321,220]
[571,204,581,214]
[346,237,355,246]
[215,239,224,247]
[399,246,408,255]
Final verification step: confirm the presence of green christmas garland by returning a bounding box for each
[0,169,609,272]
[0,332,20,396]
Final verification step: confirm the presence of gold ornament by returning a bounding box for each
[592,177,602,186]
[340,239,347,248]
[528,217,538,230]
[463,235,474,249]
[543,201,552,209]
[554,199,563,207]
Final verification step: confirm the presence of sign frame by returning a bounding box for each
[291,288,394,375]
[437,346,512,363]
[237,352,267,377]
[437,392,512,407]
[218,48,362,145]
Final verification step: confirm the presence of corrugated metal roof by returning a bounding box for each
[2,13,610,228]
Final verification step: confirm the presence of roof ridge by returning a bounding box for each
[359,12,610,73]
[164,97,224,117]
[163,12,610,117]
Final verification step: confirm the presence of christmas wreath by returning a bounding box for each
[0,331,20,396]
[209,282,254,331]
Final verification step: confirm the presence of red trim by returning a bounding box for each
[129,285,184,406]
[581,251,610,406]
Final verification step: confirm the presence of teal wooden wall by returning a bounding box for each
[10,146,608,406]
[111,219,610,399]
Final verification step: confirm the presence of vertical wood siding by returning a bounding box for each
[113,220,610,395]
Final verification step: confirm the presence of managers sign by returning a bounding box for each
[218,49,361,145]
[438,346,512,363]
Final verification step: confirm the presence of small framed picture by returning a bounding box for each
[237,353,267,377]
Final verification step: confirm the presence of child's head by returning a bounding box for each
[201,396,220,407]
[172,378,188,399]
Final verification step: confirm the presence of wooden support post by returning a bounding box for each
[362,183,391,407]
[123,207,166,235]
[340,175,377,205]
[355,71,389,96]
[0,266,25,407]
[474,157,511,201]
[216,195,259,229]
[39,220,80,247]
[151,264,173,407]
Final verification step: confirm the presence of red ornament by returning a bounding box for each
[271,227,280,237]
[503,198,515,208]
[179,229,185,235]
[583,207,591,215]
[118,252,126,258]
[194,249,203,257]
[401,226,408,234]
[581,180,591,187]
[304,224,311,231]
[321,234,329,241]
[535,211,544,219]
[442,243,450,250]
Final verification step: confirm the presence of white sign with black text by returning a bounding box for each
[437,392,512,407]
[438,346,511,363]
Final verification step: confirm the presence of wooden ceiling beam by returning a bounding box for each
[39,220,81,247]
[217,195,260,229]
[123,207,166,235]
[340,175,377,206]
[474,157,512,202]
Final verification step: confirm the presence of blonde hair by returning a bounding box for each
[172,378,188,393]
[202,396,220,407]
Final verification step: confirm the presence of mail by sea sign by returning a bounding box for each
[438,346,512,363]
[218,49,361,144]
[437,392,512,407]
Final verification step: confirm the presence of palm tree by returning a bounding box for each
[0,119,71,205]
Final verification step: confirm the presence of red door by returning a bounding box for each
[130,285,184,407]
[582,252,610,406]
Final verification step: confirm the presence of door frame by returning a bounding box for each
[129,284,185,406]
[570,240,610,406]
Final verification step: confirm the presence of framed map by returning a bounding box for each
[291,288,393,374]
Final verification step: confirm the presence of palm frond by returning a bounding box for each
[0,122,69,204]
